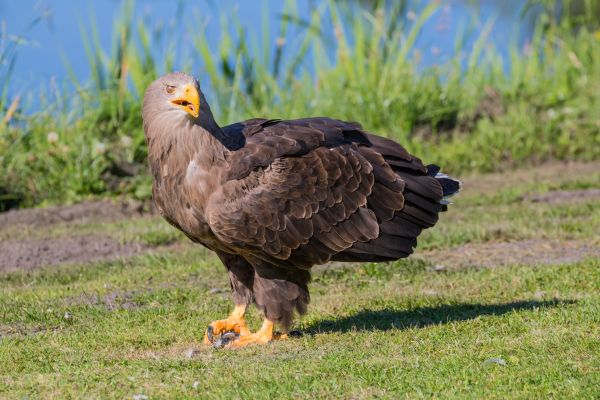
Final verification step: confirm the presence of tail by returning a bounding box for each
[331,161,461,263]
[426,164,462,210]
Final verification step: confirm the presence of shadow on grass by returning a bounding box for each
[306,300,574,334]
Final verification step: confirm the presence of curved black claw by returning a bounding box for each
[221,331,239,345]
[211,330,240,349]
[221,331,238,340]
[206,325,215,343]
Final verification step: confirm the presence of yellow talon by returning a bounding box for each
[204,305,251,345]
[226,319,287,348]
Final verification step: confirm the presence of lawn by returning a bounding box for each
[1,161,598,399]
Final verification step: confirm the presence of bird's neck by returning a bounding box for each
[198,119,245,154]
[190,124,231,164]
[146,116,242,180]
[196,90,244,154]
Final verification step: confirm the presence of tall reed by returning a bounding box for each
[0,0,598,209]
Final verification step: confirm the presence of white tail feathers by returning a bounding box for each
[435,172,462,205]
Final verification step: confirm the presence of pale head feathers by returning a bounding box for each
[142,72,220,139]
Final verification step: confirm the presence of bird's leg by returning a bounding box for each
[226,318,288,348]
[204,304,251,345]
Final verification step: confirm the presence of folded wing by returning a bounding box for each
[207,118,446,269]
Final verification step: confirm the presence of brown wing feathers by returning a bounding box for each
[333,126,445,262]
[210,132,380,268]
[333,133,444,262]
[209,117,446,267]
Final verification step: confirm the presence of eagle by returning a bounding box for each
[142,72,460,348]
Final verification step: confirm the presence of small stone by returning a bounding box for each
[192,381,200,389]
[427,264,448,272]
[483,357,507,366]
[63,312,72,320]
[186,348,200,358]
[132,395,148,400]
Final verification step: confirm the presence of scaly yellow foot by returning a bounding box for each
[226,319,287,348]
[204,305,251,345]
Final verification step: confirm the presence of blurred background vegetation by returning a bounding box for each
[0,0,599,210]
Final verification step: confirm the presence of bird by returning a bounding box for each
[142,72,461,348]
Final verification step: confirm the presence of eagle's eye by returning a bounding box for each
[165,85,176,94]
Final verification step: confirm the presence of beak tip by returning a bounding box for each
[171,83,201,118]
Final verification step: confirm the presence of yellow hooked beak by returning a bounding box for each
[171,84,200,118]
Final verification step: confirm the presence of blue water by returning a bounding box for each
[1,0,534,103]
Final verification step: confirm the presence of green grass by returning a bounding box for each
[1,254,598,398]
[1,0,600,208]
[1,163,599,399]
[0,256,600,398]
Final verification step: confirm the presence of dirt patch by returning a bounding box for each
[0,235,148,272]
[0,199,153,231]
[461,161,600,196]
[419,239,600,269]
[0,323,50,339]
[523,189,600,204]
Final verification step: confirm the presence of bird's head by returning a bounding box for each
[142,72,202,125]
[142,72,243,150]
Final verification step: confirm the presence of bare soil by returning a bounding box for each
[0,235,148,272]
[461,161,600,195]
[0,199,152,229]
[524,188,600,204]
[0,199,158,271]
[419,239,600,269]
